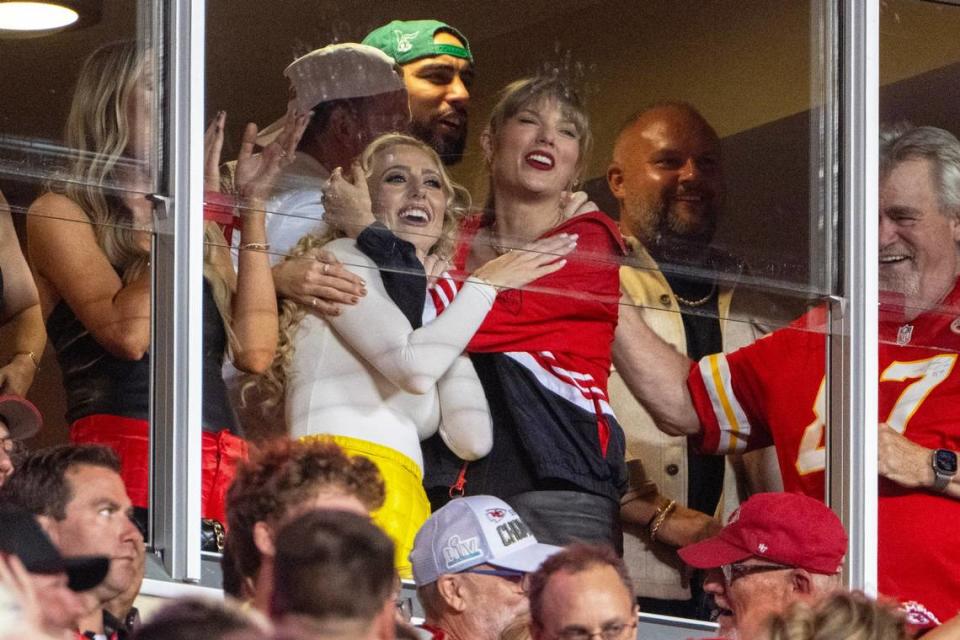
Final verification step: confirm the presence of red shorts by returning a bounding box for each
[70,414,247,525]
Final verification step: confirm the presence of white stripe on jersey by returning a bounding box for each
[423,280,615,420]
[506,351,616,418]
[698,354,751,453]
[423,272,459,325]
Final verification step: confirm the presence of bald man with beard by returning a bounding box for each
[607,103,790,618]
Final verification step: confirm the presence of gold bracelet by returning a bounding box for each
[649,499,677,543]
[238,242,270,252]
[16,351,40,371]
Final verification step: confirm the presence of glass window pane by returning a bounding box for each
[201,2,840,632]
[877,0,960,624]
[0,5,159,545]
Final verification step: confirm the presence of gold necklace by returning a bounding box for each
[489,225,512,256]
[673,284,717,307]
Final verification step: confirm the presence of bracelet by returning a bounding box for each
[238,242,270,252]
[15,351,40,371]
[649,499,677,543]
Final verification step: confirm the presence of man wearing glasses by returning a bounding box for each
[527,544,638,640]
[410,495,560,640]
[677,492,847,639]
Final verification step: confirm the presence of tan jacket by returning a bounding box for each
[610,239,785,600]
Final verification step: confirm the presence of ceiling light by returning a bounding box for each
[0,1,99,38]
[0,2,78,31]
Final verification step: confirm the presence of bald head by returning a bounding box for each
[608,103,723,253]
[612,103,718,160]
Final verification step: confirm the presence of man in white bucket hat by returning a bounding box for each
[224,44,409,434]
[251,43,409,269]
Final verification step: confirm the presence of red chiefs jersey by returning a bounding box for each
[687,280,960,623]
[447,211,626,425]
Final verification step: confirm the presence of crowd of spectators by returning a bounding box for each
[0,12,959,640]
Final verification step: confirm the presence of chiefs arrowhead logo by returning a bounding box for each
[485,508,507,522]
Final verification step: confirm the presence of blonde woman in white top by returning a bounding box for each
[255,133,576,576]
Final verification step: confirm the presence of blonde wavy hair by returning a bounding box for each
[766,591,909,640]
[55,40,151,281]
[249,133,471,410]
[54,40,238,354]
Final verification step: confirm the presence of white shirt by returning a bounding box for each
[286,238,496,471]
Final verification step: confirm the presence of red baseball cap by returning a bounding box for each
[0,394,41,441]
[678,492,847,574]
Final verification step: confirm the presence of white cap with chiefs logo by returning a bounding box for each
[409,495,562,586]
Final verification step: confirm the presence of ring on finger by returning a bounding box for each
[322,263,329,275]
[311,298,319,309]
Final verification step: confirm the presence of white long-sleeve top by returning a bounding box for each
[286,238,496,472]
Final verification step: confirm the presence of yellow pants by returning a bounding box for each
[298,434,429,579]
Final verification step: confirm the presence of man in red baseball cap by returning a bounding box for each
[677,492,847,639]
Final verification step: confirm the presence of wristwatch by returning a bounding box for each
[931,449,958,492]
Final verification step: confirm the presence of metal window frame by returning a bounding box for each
[150,0,205,582]
[827,0,879,594]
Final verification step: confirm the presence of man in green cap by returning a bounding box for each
[363,19,474,165]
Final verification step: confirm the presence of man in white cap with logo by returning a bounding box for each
[410,495,561,640]
[224,43,410,430]
[0,394,41,487]
[228,43,410,314]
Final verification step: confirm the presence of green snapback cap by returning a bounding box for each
[362,19,472,65]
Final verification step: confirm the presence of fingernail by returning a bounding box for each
[360,287,368,296]
[569,233,579,239]
[360,279,367,286]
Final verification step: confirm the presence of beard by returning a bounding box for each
[625,193,719,261]
[410,114,467,166]
[879,266,919,297]
[879,260,921,322]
